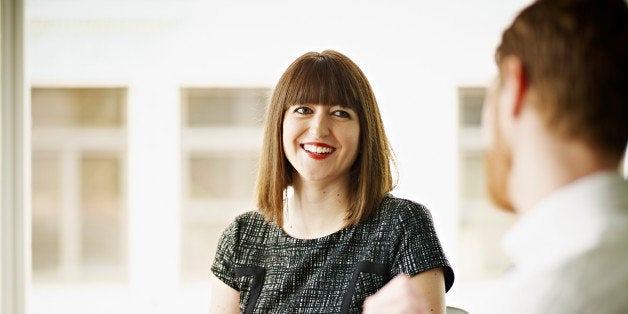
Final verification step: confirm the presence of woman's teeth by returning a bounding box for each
[303,144,333,154]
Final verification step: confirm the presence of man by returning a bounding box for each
[364,0,628,313]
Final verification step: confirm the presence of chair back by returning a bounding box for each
[446,305,470,314]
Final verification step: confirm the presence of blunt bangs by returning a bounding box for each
[280,54,361,111]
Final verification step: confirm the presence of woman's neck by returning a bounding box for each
[283,177,350,239]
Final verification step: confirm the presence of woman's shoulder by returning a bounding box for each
[233,210,266,224]
[367,195,437,235]
[223,210,268,239]
[222,210,276,245]
[226,210,271,232]
[378,195,433,221]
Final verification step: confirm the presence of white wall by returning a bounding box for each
[28,3,532,311]
[29,0,530,262]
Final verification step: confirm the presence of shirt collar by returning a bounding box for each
[502,171,628,272]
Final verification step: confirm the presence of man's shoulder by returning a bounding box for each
[501,241,628,314]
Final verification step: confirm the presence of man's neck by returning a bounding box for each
[508,111,618,213]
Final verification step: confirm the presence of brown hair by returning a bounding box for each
[496,0,628,160]
[255,50,396,227]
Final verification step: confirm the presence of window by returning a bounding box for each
[17,1,542,313]
[31,87,127,282]
[180,87,270,281]
[457,87,516,281]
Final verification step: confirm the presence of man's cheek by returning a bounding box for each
[481,102,495,149]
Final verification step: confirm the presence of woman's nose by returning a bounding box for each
[308,113,330,138]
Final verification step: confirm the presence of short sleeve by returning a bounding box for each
[389,200,455,292]
[211,219,240,290]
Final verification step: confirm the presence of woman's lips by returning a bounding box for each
[301,143,336,160]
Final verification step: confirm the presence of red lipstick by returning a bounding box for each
[301,143,335,160]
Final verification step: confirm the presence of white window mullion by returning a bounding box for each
[59,150,81,279]
[127,79,180,311]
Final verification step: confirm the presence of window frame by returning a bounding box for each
[1,0,29,313]
[179,86,269,281]
[30,86,129,282]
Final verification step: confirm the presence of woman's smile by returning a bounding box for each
[301,143,336,160]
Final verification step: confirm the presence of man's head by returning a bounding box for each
[483,0,628,212]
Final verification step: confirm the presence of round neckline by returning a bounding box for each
[268,194,394,243]
[272,222,352,243]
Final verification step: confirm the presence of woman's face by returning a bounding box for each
[282,103,360,185]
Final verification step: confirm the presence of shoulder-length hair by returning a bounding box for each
[256,50,396,227]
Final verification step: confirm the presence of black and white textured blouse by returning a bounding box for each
[211,195,455,314]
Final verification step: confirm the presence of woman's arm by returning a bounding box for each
[408,267,446,312]
[363,267,446,314]
[209,274,240,314]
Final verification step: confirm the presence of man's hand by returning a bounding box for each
[363,273,432,314]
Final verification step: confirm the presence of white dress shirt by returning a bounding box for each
[488,171,628,314]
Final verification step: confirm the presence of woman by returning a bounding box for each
[210,50,454,313]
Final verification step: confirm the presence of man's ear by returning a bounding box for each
[499,55,528,118]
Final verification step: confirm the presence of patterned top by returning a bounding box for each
[211,195,454,313]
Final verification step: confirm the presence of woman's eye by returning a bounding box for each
[332,110,351,118]
[294,107,312,114]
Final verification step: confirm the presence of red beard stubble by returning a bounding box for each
[484,98,517,213]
